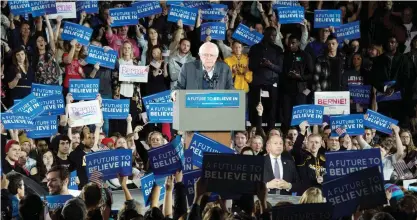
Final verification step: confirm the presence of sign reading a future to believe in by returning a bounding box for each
[185,93,239,108]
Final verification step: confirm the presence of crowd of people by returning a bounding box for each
[1,0,417,220]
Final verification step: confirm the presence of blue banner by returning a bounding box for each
[168,5,198,26]
[200,22,226,41]
[290,105,324,126]
[330,114,364,136]
[314,10,342,28]
[142,90,172,111]
[232,24,264,46]
[76,0,98,14]
[273,0,300,8]
[86,149,133,180]
[183,1,210,8]
[26,116,58,139]
[336,21,360,41]
[148,136,184,178]
[364,110,398,134]
[325,148,382,181]
[68,171,78,190]
[45,195,73,210]
[69,79,100,100]
[1,113,35,130]
[184,149,193,171]
[277,6,304,24]
[30,1,57,17]
[201,4,227,20]
[323,166,386,219]
[203,153,264,194]
[31,83,62,98]
[348,85,371,104]
[61,22,93,46]
[189,133,235,168]
[133,1,162,19]
[272,203,333,220]
[376,91,402,102]
[166,0,183,6]
[86,45,118,69]
[9,0,31,16]
[38,95,65,116]
[109,7,138,27]
[8,94,44,119]
[148,103,173,123]
[183,170,202,206]
[102,99,130,119]
[141,173,166,206]
[185,93,240,108]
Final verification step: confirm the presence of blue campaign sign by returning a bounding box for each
[102,99,130,119]
[39,95,65,116]
[290,105,324,126]
[45,195,73,210]
[109,7,138,27]
[348,85,371,104]
[1,113,35,130]
[325,148,383,182]
[232,24,264,46]
[376,80,401,102]
[323,166,386,219]
[27,116,58,139]
[185,93,240,108]
[183,1,210,8]
[183,149,193,171]
[76,0,98,14]
[203,153,264,194]
[148,136,184,178]
[8,93,44,119]
[183,170,202,206]
[133,1,162,19]
[168,5,198,26]
[86,45,118,69]
[31,83,62,98]
[364,110,398,134]
[189,133,235,168]
[141,173,166,206]
[142,90,172,111]
[148,103,173,123]
[30,1,57,17]
[166,0,183,6]
[314,10,342,28]
[69,79,100,100]
[201,4,228,20]
[68,171,78,190]
[86,149,133,180]
[330,114,364,136]
[9,0,31,16]
[277,6,304,24]
[336,21,360,41]
[273,0,300,8]
[61,22,93,46]
[200,22,226,42]
[272,203,333,220]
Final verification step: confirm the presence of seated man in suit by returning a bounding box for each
[171,42,234,100]
[264,135,301,195]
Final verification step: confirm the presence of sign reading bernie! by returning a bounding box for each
[68,100,102,127]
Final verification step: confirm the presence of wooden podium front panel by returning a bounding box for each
[184,131,232,149]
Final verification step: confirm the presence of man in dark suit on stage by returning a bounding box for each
[264,135,301,195]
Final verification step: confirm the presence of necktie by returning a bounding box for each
[274,158,281,179]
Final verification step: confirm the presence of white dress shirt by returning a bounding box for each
[202,64,214,79]
[270,154,283,179]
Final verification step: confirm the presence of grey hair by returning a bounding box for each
[199,42,219,57]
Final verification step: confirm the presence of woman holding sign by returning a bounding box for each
[62,39,86,95]
[6,48,34,103]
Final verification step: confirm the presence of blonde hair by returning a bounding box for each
[299,187,324,204]
[120,41,135,60]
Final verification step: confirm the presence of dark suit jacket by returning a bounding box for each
[172,60,234,90]
[264,154,301,195]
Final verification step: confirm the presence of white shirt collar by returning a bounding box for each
[202,63,215,79]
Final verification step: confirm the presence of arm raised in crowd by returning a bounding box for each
[173,171,187,220]
[44,15,55,53]
[391,124,404,161]
[163,175,174,218]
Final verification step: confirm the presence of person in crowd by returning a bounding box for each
[62,39,85,94]
[299,187,325,204]
[327,135,342,151]
[36,150,56,184]
[169,38,195,89]
[18,194,44,220]
[6,172,24,219]
[61,197,88,220]
[250,135,264,155]
[35,139,49,157]
[287,127,299,146]
[2,140,28,176]
[145,46,169,96]
[304,27,334,61]
[70,131,81,151]
[46,165,70,195]
[51,135,72,169]
[224,41,253,93]
[284,137,293,152]
[233,131,248,153]
[241,147,256,156]
[8,17,42,57]
[17,151,36,176]
[402,7,417,54]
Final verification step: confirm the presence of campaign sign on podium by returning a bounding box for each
[173,90,245,131]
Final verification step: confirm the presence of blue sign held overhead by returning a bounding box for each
[277,6,304,24]
[31,83,62,98]
[1,113,35,130]
[336,21,360,41]
[273,0,300,8]
[290,105,324,126]
[348,85,371,104]
[133,1,162,19]
[30,1,57,17]
[183,1,210,8]
[45,195,73,210]
[364,110,398,134]
[61,22,93,46]
[9,0,31,16]
[68,171,78,190]
[76,0,98,14]
[148,103,173,123]
[376,91,402,102]
[86,149,132,181]
[141,173,166,206]
[272,203,333,220]
[168,5,198,26]
[69,79,100,100]
[232,24,264,46]
[330,114,365,136]
[102,99,130,119]
[314,10,342,28]
[27,116,58,139]
[200,22,226,42]
[201,4,228,20]
[183,170,202,207]
[86,45,118,69]
[148,136,184,178]
[109,7,138,27]
[183,149,193,172]
[142,90,172,111]
[185,93,240,108]
[8,94,44,119]
[39,95,65,116]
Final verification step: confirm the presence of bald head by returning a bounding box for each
[199,42,219,70]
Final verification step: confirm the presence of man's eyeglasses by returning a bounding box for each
[200,53,217,58]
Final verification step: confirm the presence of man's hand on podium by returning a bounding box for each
[171,91,177,102]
